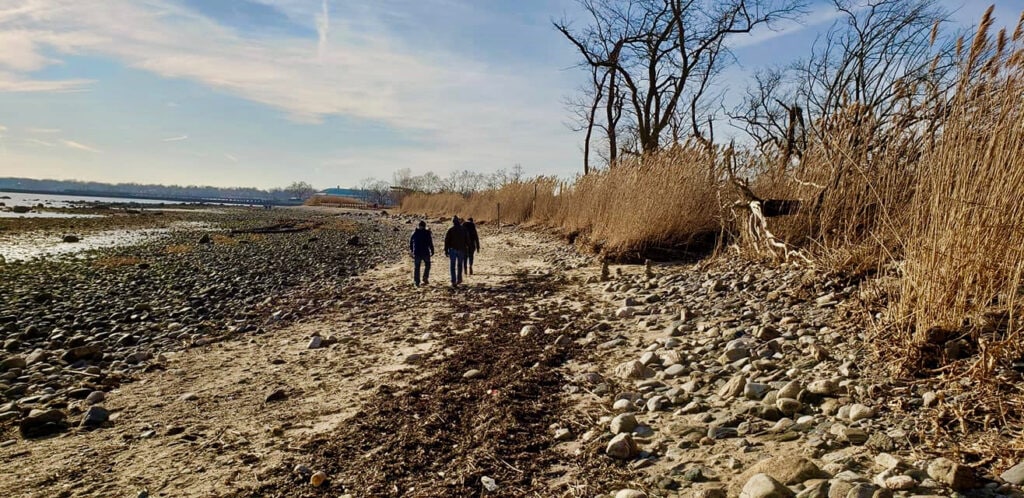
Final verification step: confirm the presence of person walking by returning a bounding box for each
[409,220,434,287]
[462,217,481,275]
[443,216,468,287]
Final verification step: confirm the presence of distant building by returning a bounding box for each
[318,188,372,202]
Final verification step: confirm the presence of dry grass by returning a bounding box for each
[305,195,363,208]
[402,145,724,259]
[165,244,195,255]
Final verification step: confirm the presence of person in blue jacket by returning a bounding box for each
[409,220,434,287]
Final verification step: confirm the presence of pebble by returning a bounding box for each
[80,406,109,428]
[848,404,875,421]
[611,413,638,434]
[615,490,647,498]
[740,473,795,498]
[463,369,483,379]
[606,433,639,459]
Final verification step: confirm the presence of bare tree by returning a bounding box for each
[797,0,958,143]
[556,0,806,162]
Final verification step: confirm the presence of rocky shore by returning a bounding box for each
[0,218,1020,498]
[564,257,1024,498]
[0,207,403,441]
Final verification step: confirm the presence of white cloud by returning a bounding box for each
[0,71,93,93]
[22,138,56,147]
[316,0,329,60]
[224,153,238,162]
[162,135,188,142]
[61,139,102,153]
[26,127,61,133]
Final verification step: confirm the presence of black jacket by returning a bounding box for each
[444,224,468,253]
[410,228,434,257]
[463,221,480,253]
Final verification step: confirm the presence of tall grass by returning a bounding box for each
[889,20,1024,375]
[401,146,725,259]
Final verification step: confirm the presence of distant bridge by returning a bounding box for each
[0,188,304,207]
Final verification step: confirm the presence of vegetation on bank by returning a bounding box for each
[402,2,1024,434]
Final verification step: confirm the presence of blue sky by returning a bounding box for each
[0,0,1018,189]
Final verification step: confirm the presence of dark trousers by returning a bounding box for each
[461,250,475,274]
[414,255,431,285]
[448,250,464,285]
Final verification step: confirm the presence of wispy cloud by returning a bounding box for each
[224,153,238,162]
[26,127,61,134]
[162,135,188,142]
[316,0,329,60]
[22,138,56,147]
[61,139,102,153]
[0,73,94,93]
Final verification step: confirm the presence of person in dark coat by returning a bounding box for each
[461,217,481,275]
[409,221,434,287]
[443,216,468,287]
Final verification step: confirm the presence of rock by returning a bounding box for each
[463,369,483,379]
[310,471,327,487]
[24,350,49,366]
[611,413,638,434]
[927,457,976,491]
[845,483,879,498]
[481,475,499,492]
[776,398,801,416]
[80,406,109,428]
[61,344,103,363]
[615,490,647,498]
[664,364,686,378]
[873,454,904,471]
[883,476,916,490]
[1000,460,1024,485]
[719,375,747,399]
[62,235,80,243]
[520,325,538,337]
[796,480,829,498]
[864,433,894,452]
[404,353,424,364]
[745,382,770,400]
[347,235,361,246]
[740,474,795,498]
[85,391,106,405]
[755,325,780,341]
[0,356,26,370]
[735,456,828,495]
[198,233,212,244]
[178,392,198,402]
[807,380,839,396]
[615,360,654,380]
[848,404,875,421]
[695,489,727,498]
[606,433,639,460]
[307,336,323,349]
[264,388,288,402]
[554,428,573,441]
[612,399,634,411]
[778,381,802,400]
[827,480,854,498]
[922,391,938,408]
[19,408,67,437]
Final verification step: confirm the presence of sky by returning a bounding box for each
[0,0,1019,190]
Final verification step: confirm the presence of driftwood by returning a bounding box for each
[724,143,811,262]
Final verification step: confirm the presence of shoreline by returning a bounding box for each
[0,214,1022,497]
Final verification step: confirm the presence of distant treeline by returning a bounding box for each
[0,178,319,202]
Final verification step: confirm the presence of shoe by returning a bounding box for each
[423,280,429,285]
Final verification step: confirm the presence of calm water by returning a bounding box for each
[0,191,184,219]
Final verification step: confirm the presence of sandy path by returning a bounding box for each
[0,225,577,498]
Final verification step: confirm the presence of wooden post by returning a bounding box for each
[497,203,501,232]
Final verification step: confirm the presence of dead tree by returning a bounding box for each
[556,0,807,163]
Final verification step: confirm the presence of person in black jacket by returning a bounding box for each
[443,216,468,287]
[461,217,481,275]
[409,221,434,287]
